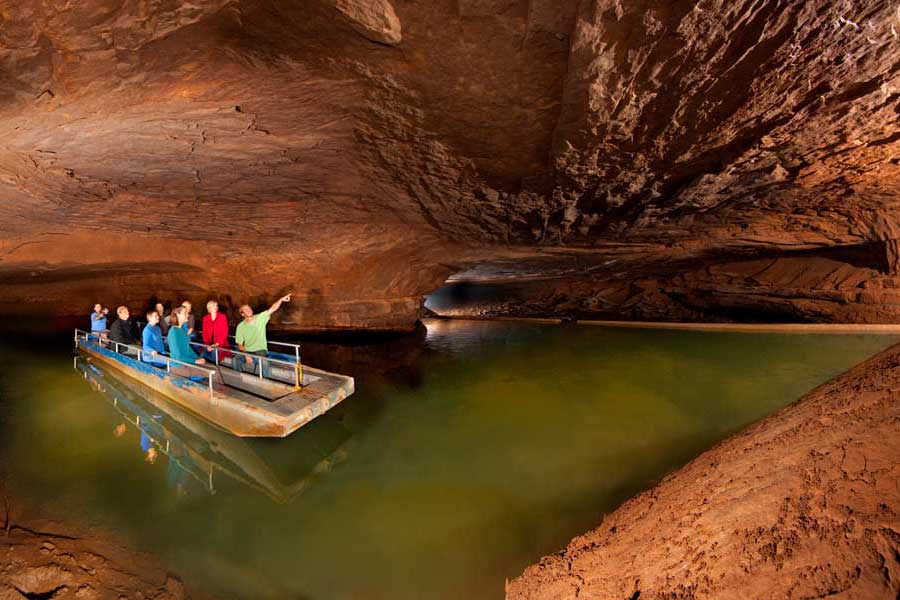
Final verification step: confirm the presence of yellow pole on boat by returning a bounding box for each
[295,361,303,390]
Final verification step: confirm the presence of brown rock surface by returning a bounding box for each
[3,0,900,330]
[505,339,900,599]
[0,517,205,600]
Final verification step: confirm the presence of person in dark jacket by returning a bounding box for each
[108,306,139,353]
[154,302,170,336]
[181,300,196,339]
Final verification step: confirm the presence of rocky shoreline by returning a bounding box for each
[0,512,204,600]
[507,341,900,599]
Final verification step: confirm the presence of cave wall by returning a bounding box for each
[2,0,900,330]
[430,245,900,324]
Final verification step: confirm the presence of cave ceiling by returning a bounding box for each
[3,0,900,330]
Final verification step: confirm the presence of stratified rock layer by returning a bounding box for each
[2,0,900,329]
[506,339,900,600]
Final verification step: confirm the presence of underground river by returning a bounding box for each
[0,319,897,599]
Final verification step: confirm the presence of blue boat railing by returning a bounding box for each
[74,329,216,398]
[188,341,302,388]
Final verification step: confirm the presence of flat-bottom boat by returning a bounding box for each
[74,329,354,437]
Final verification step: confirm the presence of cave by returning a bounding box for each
[2,1,900,599]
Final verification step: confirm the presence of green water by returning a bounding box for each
[0,320,896,599]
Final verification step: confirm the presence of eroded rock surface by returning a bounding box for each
[506,339,900,600]
[2,0,900,329]
[0,520,201,600]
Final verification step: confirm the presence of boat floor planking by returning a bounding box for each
[76,338,355,438]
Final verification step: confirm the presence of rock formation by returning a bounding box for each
[3,0,900,330]
[506,326,900,600]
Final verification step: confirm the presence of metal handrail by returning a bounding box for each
[74,329,216,398]
[228,335,300,364]
[105,317,300,361]
[226,334,301,363]
[189,341,300,387]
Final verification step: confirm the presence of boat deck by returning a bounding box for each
[74,331,354,437]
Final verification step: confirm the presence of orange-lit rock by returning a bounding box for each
[2,0,900,330]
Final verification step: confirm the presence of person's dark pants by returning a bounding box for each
[235,350,269,377]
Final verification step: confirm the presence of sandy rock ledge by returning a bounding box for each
[506,341,900,599]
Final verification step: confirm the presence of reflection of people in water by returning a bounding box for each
[140,432,158,464]
[166,446,192,497]
[112,416,164,465]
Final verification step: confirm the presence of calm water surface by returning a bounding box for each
[0,320,896,599]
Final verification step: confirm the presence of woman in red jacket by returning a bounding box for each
[201,300,232,362]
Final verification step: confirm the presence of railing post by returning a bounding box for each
[137,349,142,362]
[166,358,171,373]
[258,356,264,379]
[215,348,219,366]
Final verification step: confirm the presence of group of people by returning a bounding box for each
[89,294,293,376]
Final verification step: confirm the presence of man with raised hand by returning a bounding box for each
[234,294,292,376]
[90,303,109,333]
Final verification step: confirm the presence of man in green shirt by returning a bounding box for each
[234,294,292,376]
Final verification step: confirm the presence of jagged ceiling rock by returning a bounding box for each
[552,1,900,246]
[327,0,402,45]
[1,0,900,330]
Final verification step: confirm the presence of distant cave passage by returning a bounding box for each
[424,280,526,314]
[790,240,893,274]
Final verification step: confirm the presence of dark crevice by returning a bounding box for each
[4,525,80,540]
[14,585,67,599]
[867,131,900,148]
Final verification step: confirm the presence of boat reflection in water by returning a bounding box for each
[74,355,350,503]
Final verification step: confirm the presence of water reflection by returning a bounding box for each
[283,325,427,383]
[75,356,350,503]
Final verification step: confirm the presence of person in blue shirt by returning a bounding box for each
[90,303,108,333]
[141,310,167,368]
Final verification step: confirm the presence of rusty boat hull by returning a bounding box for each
[75,336,355,438]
